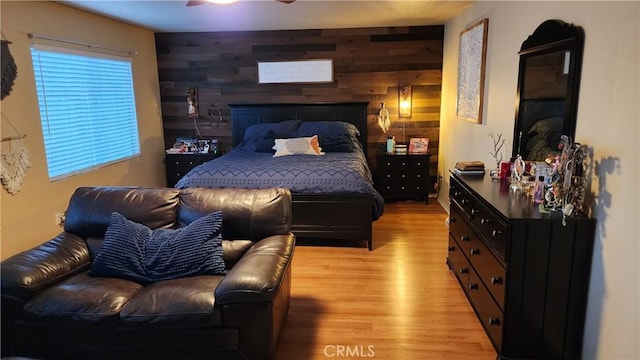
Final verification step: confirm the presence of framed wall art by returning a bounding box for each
[456,18,489,124]
[257,59,334,84]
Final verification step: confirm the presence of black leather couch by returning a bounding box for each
[1,186,295,360]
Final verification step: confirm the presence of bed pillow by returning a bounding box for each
[273,135,325,157]
[237,120,300,152]
[293,121,362,152]
[90,211,225,284]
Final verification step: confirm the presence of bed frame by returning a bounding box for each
[228,102,375,250]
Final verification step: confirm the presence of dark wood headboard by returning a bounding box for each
[229,102,369,156]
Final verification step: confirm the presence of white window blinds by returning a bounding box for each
[31,44,140,180]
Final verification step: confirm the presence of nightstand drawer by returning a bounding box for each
[376,153,430,202]
[165,153,219,187]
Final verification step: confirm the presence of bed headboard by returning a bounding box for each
[229,102,369,156]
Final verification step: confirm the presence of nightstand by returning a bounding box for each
[165,153,220,187]
[376,153,430,203]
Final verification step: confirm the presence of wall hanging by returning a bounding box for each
[456,18,489,124]
[1,34,17,100]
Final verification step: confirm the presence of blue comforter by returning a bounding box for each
[175,148,384,220]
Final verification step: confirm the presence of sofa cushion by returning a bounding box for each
[90,211,225,284]
[23,272,142,327]
[64,187,181,238]
[120,275,223,328]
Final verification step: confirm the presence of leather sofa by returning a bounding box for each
[1,186,295,360]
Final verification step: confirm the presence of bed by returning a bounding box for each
[175,102,383,250]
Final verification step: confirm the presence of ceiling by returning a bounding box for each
[58,0,472,33]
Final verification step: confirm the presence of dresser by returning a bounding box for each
[376,153,430,203]
[447,172,595,359]
[165,153,219,187]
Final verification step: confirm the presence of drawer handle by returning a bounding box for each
[459,268,469,274]
[471,208,479,215]
[492,230,502,238]
[386,174,391,178]
[416,174,421,178]
[448,246,455,252]
[417,162,421,166]
[470,248,480,255]
[401,174,406,178]
[449,217,456,223]
[491,276,503,285]
[174,161,180,165]
[488,317,501,326]
[461,199,469,205]
[401,162,406,166]
[386,162,391,166]
[460,235,470,242]
[468,283,478,291]
[481,218,491,225]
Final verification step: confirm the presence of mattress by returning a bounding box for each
[175,148,384,220]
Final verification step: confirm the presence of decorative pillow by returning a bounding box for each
[237,120,300,152]
[293,121,362,152]
[90,211,225,284]
[272,135,325,157]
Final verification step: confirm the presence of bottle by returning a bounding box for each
[386,135,395,154]
[534,175,545,203]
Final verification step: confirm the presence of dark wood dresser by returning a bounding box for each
[447,172,595,359]
[165,153,219,187]
[376,153,430,203]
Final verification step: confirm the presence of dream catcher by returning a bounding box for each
[377,102,390,133]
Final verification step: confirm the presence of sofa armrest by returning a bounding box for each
[214,233,295,305]
[1,232,90,299]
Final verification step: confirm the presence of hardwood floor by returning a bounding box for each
[275,200,497,360]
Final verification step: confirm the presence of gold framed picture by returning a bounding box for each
[456,18,489,124]
[408,138,429,154]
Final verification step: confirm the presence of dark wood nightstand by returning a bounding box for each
[376,153,430,203]
[165,153,220,187]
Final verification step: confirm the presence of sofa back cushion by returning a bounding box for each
[64,187,180,238]
[177,187,292,241]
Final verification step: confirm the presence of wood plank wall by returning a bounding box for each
[155,25,444,184]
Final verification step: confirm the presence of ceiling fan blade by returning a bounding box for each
[186,0,207,6]
[276,0,296,3]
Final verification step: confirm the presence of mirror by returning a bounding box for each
[512,20,584,161]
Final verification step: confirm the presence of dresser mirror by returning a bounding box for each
[512,20,584,161]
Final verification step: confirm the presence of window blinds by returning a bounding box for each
[31,44,140,180]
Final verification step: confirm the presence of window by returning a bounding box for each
[31,45,140,180]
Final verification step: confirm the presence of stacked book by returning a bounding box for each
[454,161,485,175]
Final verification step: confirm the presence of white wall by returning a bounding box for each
[0,1,166,259]
[439,2,639,359]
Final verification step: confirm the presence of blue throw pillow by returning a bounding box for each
[237,120,300,152]
[293,121,362,152]
[90,211,225,284]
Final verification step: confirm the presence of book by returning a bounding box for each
[453,168,485,176]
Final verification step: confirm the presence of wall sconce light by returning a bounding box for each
[398,84,412,118]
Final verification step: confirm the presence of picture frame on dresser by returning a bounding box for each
[408,137,429,154]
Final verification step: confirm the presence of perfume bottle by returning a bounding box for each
[534,175,545,203]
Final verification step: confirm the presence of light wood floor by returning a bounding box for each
[274,200,497,360]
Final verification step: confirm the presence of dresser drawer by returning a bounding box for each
[449,204,472,255]
[470,203,507,260]
[447,234,470,291]
[468,269,503,350]
[449,178,476,217]
[470,234,506,309]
